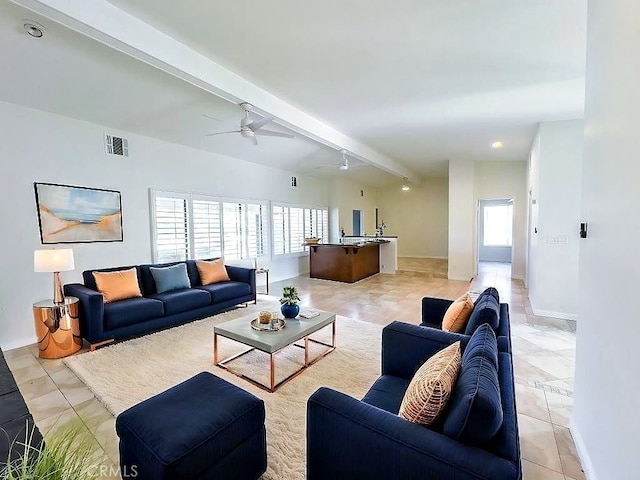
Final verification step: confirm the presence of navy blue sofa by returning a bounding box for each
[422,287,512,352]
[64,260,255,350]
[307,321,521,479]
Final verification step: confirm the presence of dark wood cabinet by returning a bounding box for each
[309,244,380,282]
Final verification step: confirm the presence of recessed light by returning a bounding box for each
[491,141,504,149]
[23,21,45,38]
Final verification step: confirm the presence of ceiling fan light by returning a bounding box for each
[401,184,410,191]
[339,164,348,171]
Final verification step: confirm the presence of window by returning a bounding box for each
[151,191,268,263]
[272,205,289,255]
[223,202,244,260]
[247,204,267,258]
[272,204,329,256]
[153,195,189,263]
[289,207,305,253]
[192,199,221,259]
[305,208,328,241]
[483,204,513,247]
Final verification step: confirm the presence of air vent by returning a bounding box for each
[291,176,297,187]
[105,134,129,157]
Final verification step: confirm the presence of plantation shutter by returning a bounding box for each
[304,208,313,239]
[192,200,222,259]
[290,207,305,253]
[247,203,267,258]
[223,202,244,260]
[154,195,189,262]
[321,209,329,242]
[272,206,289,254]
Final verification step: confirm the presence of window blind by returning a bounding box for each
[290,207,305,253]
[222,203,245,260]
[154,196,189,262]
[247,203,267,258]
[192,200,222,259]
[152,191,268,263]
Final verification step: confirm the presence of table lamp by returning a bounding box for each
[34,248,75,304]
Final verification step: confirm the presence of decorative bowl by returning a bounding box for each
[305,237,320,244]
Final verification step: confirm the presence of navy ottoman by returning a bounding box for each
[116,372,267,480]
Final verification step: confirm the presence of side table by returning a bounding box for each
[255,267,269,296]
[33,296,82,359]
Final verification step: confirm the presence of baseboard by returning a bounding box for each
[531,307,577,321]
[448,275,473,282]
[569,417,597,480]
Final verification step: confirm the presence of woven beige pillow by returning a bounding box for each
[442,293,474,333]
[399,341,462,425]
[92,268,142,303]
[197,258,230,285]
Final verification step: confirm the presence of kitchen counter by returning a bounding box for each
[308,243,381,283]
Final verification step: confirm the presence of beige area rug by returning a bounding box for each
[64,302,382,479]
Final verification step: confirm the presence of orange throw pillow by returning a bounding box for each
[92,268,142,303]
[197,259,230,285]
[399,341,462,425]
[442,293,474,333]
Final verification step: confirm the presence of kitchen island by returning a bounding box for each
[308,241,387,283]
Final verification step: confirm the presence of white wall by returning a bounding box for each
[448,159,475,281]
[526,121,583,319]
[329,177,378,241]
[0,101,330,350]
[474,161,527,279]
[571,2,640,478]
[526,133,540,291]
[377,177,448,258]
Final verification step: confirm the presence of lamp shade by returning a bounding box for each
[34,249,75,272]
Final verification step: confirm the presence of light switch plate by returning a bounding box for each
[548,235,569,244]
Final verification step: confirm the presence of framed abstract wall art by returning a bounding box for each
[34,182,124,244]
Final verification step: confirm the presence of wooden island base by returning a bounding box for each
[309,243,381,283]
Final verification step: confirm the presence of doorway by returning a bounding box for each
[352,210,363,236]
[477,199,514,274]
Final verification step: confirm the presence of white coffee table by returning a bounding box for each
[213,310,336,392]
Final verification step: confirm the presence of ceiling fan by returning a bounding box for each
[314,149,362,171]
[205,102,294,146]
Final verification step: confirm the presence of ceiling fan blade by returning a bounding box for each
[254,129,294,138]
[247,116,274,131]
[205,130,241,136]
[251,135,259,146]
[202,114,222,122]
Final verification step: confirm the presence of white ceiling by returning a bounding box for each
[2,0,587,184]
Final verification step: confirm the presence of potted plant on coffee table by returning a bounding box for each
[280,285,300,319]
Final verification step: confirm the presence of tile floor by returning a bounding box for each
[5,260,583,479]
[397,257,449,278]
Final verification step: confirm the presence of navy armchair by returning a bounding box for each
[307,321,521,480]
[422,287,512,352]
